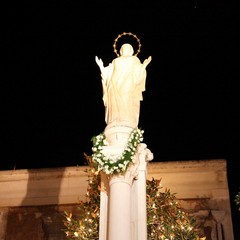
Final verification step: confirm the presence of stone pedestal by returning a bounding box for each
[98,124,153,240]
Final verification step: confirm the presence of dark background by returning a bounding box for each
[4,1,239,237]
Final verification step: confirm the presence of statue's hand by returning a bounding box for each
[95,56,104,69]
[95,56,107,80]
[143,56,152,67]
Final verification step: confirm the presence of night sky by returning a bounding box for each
[4,1,240,236]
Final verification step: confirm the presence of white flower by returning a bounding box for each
[96,135,101,140]
[92,147,97,152]
[102,156,108,161]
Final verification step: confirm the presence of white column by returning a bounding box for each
[108,175,133,240]
[131,144,153,240]
[98,124,153,240]
[99,173,109,240]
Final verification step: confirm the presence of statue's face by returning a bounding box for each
[120,44,134,56]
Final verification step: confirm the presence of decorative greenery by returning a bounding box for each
[146,178,205,239]
[63,155,205,239]
[235,192,240,211]
[63,154,100,239]
[91,128,144,175]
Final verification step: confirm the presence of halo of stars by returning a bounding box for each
[113,32,142,57]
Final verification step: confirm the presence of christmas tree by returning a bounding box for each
[63,154,205,239]
[64,154,100,239]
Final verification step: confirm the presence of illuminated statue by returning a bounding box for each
[96,41,151,128]
[95,33,153,240]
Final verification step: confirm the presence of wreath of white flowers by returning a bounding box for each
[91,128,144,175]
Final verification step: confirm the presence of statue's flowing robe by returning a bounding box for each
[102,55,147,127]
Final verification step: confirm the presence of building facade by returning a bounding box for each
[0,159,234,239]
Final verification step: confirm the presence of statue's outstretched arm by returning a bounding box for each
[95,56,105,73]
[95,56,108,81]
[143,56,152,68]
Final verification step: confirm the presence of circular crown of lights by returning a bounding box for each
[113,32,141,57]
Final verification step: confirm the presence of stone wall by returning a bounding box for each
[0,159,234,239]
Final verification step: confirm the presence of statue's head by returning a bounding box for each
[120,44,134,56]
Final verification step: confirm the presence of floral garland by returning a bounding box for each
[91,128,144,175]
